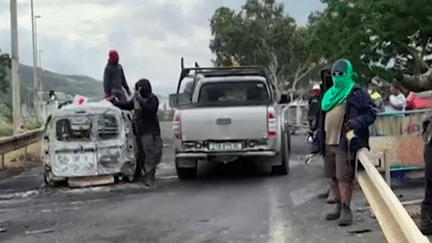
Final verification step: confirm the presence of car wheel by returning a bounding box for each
[175,159,197,179]
[44,172,59,187]
[271,132,290,175]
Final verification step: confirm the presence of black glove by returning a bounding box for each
[345,119,357,130]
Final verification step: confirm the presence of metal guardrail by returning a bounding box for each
[0,128,44,169]
[356,148,430,243]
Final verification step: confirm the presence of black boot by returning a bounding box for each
[144,168,156,187]
[326,202,341,220]
[339,203,353,226]
[419,203,432,235]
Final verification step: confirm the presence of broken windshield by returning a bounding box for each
[54,114,120,142]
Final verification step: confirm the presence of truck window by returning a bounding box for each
[197,81,270,107]
[56,116,92,141]
[97,115,119,140]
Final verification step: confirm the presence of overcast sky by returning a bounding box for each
[0,0,326,96]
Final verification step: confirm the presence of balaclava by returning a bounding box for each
[135,79,152,98]
[108,50,119,65]
[321,59,356,112]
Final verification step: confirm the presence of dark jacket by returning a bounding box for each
[103,63,130,96]
[312,86,377,154]
[113,94,161,136]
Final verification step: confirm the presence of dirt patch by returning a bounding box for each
[0,142,41,180]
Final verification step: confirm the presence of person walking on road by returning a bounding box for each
[307,84,321,142]
[109,79,163,187]
[103,50,131,101]
[312,59,377,226]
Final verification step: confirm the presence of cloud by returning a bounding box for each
[1,0,326,96]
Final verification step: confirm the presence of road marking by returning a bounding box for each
[289,179,326,208]
[41,207,80,213]
[158,175,178,180]
[0,190,39,200]
[268,186,293,243]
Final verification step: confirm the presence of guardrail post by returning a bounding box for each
[1,154,4,170]
[384,149,391,186]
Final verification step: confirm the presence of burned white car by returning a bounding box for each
[41,101,139,186]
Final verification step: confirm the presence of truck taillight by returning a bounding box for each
[173,114,181,139]
[268,108,277,138]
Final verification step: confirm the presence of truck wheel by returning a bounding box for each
[175,159,197,179]
[272,132,290,175]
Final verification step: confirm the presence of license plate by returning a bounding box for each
[209,142,242,151]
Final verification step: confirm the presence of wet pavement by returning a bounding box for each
[0,122,419,242]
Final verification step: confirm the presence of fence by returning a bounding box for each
[285,98,309,133]
[365,108,431,184]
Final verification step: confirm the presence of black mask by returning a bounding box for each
[135,79,152,98]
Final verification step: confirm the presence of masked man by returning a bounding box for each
[110,79,162,187]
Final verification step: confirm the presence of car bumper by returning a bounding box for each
[175,151,277,159]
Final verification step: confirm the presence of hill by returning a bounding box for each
[1,64,105,106]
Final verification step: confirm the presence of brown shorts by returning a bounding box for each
[323,145,356,182]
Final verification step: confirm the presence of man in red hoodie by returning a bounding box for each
[103,50,131,101]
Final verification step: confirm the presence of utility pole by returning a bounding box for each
[31,0,40,122]
[10,0,21,130]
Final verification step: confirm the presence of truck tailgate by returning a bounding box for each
[181,106,268,141]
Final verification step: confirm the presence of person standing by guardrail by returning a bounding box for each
[109,79,163,187]
[103,50,131,102]
[406,90,432,234]
[312,59,377,226]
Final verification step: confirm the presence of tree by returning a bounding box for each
[304,0,432,89]
[0,49,11,94]
[209,0,312,92]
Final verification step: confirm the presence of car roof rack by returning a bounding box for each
[176,58,271,93]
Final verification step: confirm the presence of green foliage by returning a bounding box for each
[304,0,432,86]
[209,0,310,91]
[0,49,11,94]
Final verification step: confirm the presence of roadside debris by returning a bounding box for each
[25,228,55,235]
[347,229,372,235]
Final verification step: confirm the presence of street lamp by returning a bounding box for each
[39,50,43,68]
[31,0,41,122]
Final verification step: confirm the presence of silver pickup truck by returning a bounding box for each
[169,63,291,179]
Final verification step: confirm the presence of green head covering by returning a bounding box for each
[321,59,356,112]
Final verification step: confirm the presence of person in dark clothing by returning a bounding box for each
[109,79,162,187]
[103,50,131,101]
[307,84,321,141]
[312,59,377,226]
[407,90,432,234]
[315,68,338,203]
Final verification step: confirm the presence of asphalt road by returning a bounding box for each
[0,122,388,242]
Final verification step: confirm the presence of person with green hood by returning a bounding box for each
[311,59,377,226]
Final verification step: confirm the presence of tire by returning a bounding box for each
[44,172,60,187]
[175,159,197,179]
[124,174,135,183]
[272,132,290,175]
